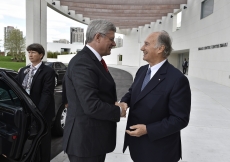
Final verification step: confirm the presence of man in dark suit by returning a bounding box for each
[182,58,188,74]
[63,19,127,162]
[120,31,191,162]
[16,43,55,162]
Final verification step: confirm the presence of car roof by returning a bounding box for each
[0,68,18,76]
[0,68,16,72]
[44,61,62,64]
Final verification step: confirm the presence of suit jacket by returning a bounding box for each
[121,60,191,162]
[16,62,56,123]
[62,75,67,105]
[182,61,188,68]
[63,46,121,157]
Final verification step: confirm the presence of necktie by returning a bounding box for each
[22,66,37,94]
[141,68,151,91]
[101,59,108,72]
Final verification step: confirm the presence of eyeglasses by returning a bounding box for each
[100,33,115,43]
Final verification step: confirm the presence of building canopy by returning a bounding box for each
[49,0,187,29]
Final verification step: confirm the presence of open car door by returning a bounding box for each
[0,71,47,162]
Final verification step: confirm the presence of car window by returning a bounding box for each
[60,63,66,69]
[55,63,61,69]
[0,80,21,107]
[44,62,52,67]
[8,71,18,78]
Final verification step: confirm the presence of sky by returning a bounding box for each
[0,0,123,51]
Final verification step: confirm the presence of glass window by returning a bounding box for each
[44,62,53,67]
[172,11,182,32]
[55,63,61,69]
[0,80,21,106]
[59,63,66,69]
[176,11,182,31]
[201,0,214,19]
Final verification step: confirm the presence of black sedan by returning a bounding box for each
[0,68,18,77]
[0,69,66,162]
[44,62,67,86]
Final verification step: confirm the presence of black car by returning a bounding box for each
[44,62,67,86]
[0,68,18,77]
[0,69,66,161]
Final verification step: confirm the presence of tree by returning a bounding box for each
[4,29,25,61]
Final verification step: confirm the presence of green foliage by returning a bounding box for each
[61,51,69,55]
[47,51,53,58]
[47,51,60,58]
[54,51,60,56]
[7,52,12,56]
[4,29,26,62]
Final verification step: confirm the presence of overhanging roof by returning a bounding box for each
[49,0,187,30]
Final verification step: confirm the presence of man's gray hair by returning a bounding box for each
[155,30,173,58]
[85,19,116,44]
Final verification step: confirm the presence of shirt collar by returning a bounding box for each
[149,59,166,71]
[31,61,42,69]
[86,44,102,61]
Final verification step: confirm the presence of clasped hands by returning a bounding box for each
[115,102,147,137]
[115,102,128,117]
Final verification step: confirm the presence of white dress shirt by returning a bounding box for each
[86,44,102,61]
[33,61,42,74]
[149,59,166,79]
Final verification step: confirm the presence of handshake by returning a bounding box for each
[115,102,128,117]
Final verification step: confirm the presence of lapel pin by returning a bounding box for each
[159,79,161,81]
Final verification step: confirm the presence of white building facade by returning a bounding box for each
[103,0,230,87]
[28,0,230,87]
[47,42,84,53]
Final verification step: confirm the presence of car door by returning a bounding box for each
[0,71,47,162]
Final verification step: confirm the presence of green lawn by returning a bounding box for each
[0,56,12,61]
[0,56,26,71]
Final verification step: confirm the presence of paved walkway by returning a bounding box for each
[52,64,230,162]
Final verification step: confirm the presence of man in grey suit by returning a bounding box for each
[63,19,127,162]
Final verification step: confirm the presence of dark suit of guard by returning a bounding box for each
[16,62,55,162]
[63,46,120,160]
[182,60,188,74]
[121,61,191,162]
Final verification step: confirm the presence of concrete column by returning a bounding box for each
[26,0,47,65]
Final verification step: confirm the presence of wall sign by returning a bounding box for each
[198,43,228,50]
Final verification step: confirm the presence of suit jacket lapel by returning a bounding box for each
[131,65,148,103]
[83,46,115,83]
[134,61,168,105]
[83,46,117,100]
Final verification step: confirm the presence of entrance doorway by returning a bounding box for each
[117,54,122,65]
[178,52,189,75]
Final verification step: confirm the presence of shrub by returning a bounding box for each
[47,51,54,58]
